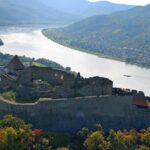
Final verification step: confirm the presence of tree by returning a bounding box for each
[108,129,138,150]
[0,115,52,150]
[0,115,31,130]
[136,145,150,150]
[140,128,150,147]
[84,131,109,150]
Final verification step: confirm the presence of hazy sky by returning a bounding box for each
[89,0,150,5]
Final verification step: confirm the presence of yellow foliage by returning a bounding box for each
[57,147,69,150]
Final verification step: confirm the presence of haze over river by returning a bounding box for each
[0,27,150,96]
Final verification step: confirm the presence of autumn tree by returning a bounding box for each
[84,131,110,150]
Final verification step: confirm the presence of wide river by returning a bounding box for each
[0,27,150,96]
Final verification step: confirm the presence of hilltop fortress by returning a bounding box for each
[0,56,150,132]
[0,55,113,101]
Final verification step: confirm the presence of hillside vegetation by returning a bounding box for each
[0,52,64,70]
[1,115,150,150]
[43,4,150,68]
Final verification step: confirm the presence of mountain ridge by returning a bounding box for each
[0,0,134,25]
[43,4,150,68]
[0,0,81,25]
[45,0,134,17]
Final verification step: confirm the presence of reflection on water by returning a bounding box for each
[0,29,150,96]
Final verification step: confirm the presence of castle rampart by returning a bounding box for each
[0,95,150,132]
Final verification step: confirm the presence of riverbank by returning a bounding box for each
[1,28,150,95]
[42,29,150,69]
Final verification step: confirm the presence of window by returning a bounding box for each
[55,73,58,77]
[61,75,64,80]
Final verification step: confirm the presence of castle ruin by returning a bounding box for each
[0,55,113,101]
[0,56,149,132]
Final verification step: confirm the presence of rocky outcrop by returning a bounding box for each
[0,39,3,46]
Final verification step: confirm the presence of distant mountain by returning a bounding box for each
[47,0,134,17]
[43,4,150,68]
[0,0,81,25]
[0,0,134,25]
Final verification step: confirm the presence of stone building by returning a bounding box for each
[18,65,74,86]
[0,55,24,92]
[0,55,113,101]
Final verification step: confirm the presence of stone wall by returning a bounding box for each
[78,77,113,96]
[15,66,113,100]
[0,96,150,132]
[0,74,16,92]
[18,66,74,86]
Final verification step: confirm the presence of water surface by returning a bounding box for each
[0,28,150,96]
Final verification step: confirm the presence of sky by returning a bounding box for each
[89,0,150,5]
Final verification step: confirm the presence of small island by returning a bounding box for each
[0,38,4,46]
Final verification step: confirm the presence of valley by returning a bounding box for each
[0,0,134,26]
[43,4,150,68]
[0,0,150,149]
[0,27,150,96]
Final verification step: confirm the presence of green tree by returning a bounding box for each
[0,115,32,130]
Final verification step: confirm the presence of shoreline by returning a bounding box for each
[42,29,150,70]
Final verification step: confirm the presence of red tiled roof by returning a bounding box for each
[133,97,150,107]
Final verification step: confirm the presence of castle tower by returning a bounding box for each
[5,55,25,74]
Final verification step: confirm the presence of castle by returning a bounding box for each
[0,55,113,101]
[0,55,150,132]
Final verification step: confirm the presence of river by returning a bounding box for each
[0,28,150,96]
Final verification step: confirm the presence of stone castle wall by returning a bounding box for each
[18,66,74,86]
[0,96,150,132]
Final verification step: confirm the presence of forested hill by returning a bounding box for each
[43,4,150,68]
[0,0,134,25]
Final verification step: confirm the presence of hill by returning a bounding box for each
[0,0,81,25]
[0,52,64,70]
[43,4,150,68]
[0,0,134,25]
[46,0,134,17]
